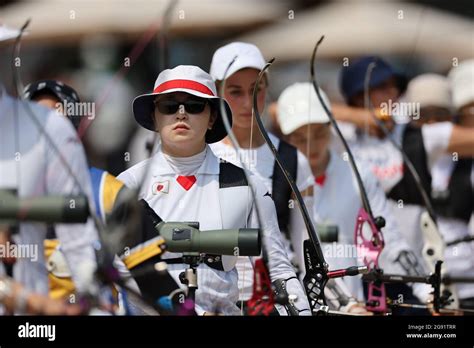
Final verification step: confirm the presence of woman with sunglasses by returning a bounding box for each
[208,43,315,303]
[117,65,310,315]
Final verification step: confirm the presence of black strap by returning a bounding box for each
[388,125,473,222]
[388,126,432,206]
[212,161,249,270]
[434,158,473,222]
[219,160,248,188]
[271,141,298,234]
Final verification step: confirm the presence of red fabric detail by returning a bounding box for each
[153,80,214,96]
[176,175,197,191]
[315,174,326,186]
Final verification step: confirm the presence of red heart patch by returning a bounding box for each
[176,175,197,191]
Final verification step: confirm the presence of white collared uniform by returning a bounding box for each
[117,145,309,315]
[210,133,314,298]
[210,134,314,193]
[0,88,98,297]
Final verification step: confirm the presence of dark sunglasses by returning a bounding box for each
[154,97,209,115]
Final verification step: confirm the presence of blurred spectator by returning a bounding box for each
[449,59,474,127]
[405,74,453,127]
[336,56,474,308]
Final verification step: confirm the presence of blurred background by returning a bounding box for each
[1,0,472,175]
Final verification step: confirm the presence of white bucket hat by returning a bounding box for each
[132,65,232,143]
[405,74,452,110]
[210,42,266,81]
[448,59,474,110]
[0,23,21,42]
[277,82,331,135]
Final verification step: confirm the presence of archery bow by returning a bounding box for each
[364,62,459,310]
[251,58,369,315]
[310,36,467,316]
[310,37,450,315]
[251,59,329,314]
[218,57,284,316]
[310,36,395,314]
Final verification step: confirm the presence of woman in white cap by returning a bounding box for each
[449,59,474,128]
[276,82,433,314]
[116,65,310,315]
[209,42,315,303]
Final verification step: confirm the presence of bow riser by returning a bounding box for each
[354,207,387,313]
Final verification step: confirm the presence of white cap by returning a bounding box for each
[277,82,331,135]
[0,24,21,42]
[448,59,474,110]
[405,73,452,110]
[210,42,266,81]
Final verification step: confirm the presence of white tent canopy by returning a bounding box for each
[236,1,473,67]
[1,0,290,42]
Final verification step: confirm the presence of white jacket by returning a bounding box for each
[117,145,310,315]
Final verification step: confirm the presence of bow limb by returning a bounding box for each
[12,20,94,203]
[363,62,437,222]
[364,63,459,310]
[252,58,332,314]
[137,0,177,189]
[218,56,281,316]
[310,36,387,313]
[158,0,177,73]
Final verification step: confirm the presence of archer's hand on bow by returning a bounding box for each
[331,103,394,138]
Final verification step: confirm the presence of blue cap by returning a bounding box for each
[339,56,407,105]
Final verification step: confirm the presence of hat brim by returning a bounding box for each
[218,61,265,81]
[0,25,21,42]
[132,90,232,144]
[370,71,408,94]
[347,71,407,105]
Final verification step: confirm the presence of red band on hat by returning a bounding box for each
[153,79,215,96]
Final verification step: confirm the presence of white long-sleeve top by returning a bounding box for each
[117,145,310,315]
[0,88,98,297]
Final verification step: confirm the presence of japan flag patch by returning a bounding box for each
[152,181,169,194]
